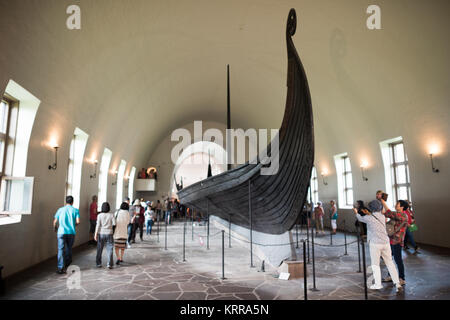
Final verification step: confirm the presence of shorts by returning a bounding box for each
[331,219,337,230]
[89,220,96,233]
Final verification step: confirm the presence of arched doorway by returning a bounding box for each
[170,141,227,198]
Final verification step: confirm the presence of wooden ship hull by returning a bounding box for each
[177,9,314,235]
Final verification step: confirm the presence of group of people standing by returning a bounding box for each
[53,195,170,274]
[312,200,338,235]
[302,189,419,292]
[353,190,419,292]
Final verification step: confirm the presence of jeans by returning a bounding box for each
[57,234,75,270]
[96,234,114,267]
[391,243,405,280]
[134,222,144,240]
[165,211,171,224]
[127,223,134,243]
[146,220,154,234]
[404,229,417,248]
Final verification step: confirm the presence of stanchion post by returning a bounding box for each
[361,233,368,300]
[157,213,160,243]
[164,220,167,250]
[303,241,307,301]
[310,223,318,291]
[330,213,333,246]
[221,230,226,280]
[249,180,254,268]
[306,217,310,264]
[356,222,362,273]
[191,208,194,241]
[228,215,232,248]
[344,219,348,256]
[296,222,299,249]
[207,201,210,250]
[183,221,186,261]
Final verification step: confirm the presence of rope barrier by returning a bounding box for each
[170,221,359,248]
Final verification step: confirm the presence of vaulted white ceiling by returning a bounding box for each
[0,0,448,173]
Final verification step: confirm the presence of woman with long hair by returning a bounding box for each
[94,202,115,269]
[114,202,130,265]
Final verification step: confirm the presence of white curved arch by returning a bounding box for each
[169,141,227,198]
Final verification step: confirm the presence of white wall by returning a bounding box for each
[0,0,448,278]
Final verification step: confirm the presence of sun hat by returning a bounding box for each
[368,200,382,213]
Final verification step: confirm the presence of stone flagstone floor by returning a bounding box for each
[1,220,450,300]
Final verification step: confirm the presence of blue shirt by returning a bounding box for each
[54,205,80,235]
[331,207,338,220]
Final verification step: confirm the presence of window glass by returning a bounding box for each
[388,141,412,203]
[345,173,353,189]
[394,143,405,162]
[398,186,408,201]
[0,177,34,214]
[65,129,88,208]
[346,190,353,205]
[116,160,126,209]
[98,148,112,205]
[396,165,407,184]
[0,100,8,133]
[128,166,136,201]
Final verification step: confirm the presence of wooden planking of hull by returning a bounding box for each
[177,9,314,235]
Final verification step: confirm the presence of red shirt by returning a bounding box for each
[90,202,98,221]
[384,209,408,246]
[404,209,413,225]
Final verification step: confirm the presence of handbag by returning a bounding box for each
[408,223,418,232]
[385,220,396,237]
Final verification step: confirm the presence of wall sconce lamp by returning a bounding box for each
[429,153,440,173]
[90,160,98,179]
[48,145,59,170]
[360,161,369,181]
[112,170,118,185]
[321,171,328,186]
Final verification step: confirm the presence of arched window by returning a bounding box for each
[380,137,412,207]
[65,128,88,209]
[307,166,319,204]
[0,80,40,225]
[334,153,353,208]
[98,148,112,205]
[128,166,136,201]
[116,160,126,209]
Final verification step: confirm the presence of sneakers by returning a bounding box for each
[414,246,420,253]
[56,269,66,274]
[96,265,102,268]
[382,276,392,283]
[116,259,121,265]
[107,265,113,269]
[400,278,406,286]
[369,284,383,290]
[395,284,403,293]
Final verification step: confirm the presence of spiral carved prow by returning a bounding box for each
[286,8,297,36]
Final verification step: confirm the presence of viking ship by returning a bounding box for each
[177,9,314,235]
